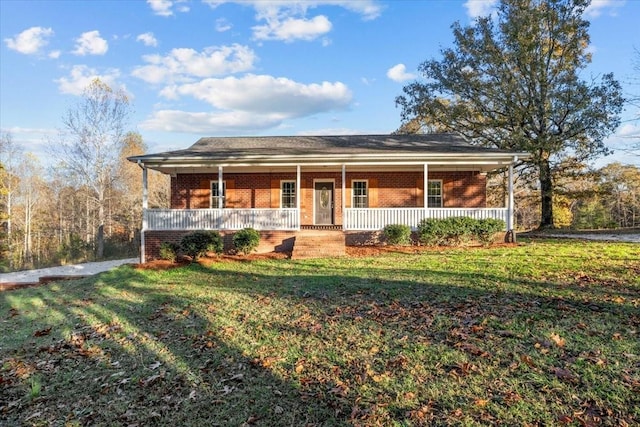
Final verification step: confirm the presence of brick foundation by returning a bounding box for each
[143,229,297,262]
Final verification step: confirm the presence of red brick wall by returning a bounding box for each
[171,170,487,219]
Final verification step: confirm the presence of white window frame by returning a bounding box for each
[210,180,226,209]
[352,179,369,208]
[427,179,443,208]
[280,180,297,209]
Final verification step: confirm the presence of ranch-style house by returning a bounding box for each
[128,133,529,261]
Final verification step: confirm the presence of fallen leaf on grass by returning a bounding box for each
[455,342,490,357]
[520,354,537,368]
[550,333,566,348]
[9,308,19,317]
[33,327,52,337]
[558,414,573,424]
[141,373,164,386]
[474,399,489,407]
[551,367,578,382]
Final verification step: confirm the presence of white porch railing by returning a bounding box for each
[144,207,507,231]
[144,208,299,231]
[343,208,508,231]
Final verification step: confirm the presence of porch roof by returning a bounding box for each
[128,133,530,173]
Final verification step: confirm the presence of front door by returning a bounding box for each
[314,182,334,225]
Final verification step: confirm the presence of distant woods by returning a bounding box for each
[0,129,168,271]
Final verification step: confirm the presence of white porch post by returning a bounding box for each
[218,166,223,209]
[342,164,346,230]
[141,165,148,263]
[296,165,301,229]
[423,163,428,209]
[507,156,517,240]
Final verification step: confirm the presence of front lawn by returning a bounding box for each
[1,239,639,426]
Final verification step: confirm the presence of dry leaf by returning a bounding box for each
[550,333,566,348]
[34,327,52,337]
[474,399,489,407]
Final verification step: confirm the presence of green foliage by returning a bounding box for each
[473,218,506,245]
[159,242,179,262]
[383,224,412,246]
[180,231,223,260]
[573,198,617,229]
[418,217,505,246]
[396,0,624,228]
[57,234,93,263]
[232,228,260,255]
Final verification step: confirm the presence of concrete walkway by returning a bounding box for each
[0,258,138,285]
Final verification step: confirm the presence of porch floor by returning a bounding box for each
[291,229,346,259]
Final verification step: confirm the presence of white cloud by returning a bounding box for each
[147,0,173,16]
[147,0,189,16]
[141,74,353,134]
[585,0,624,18]
[253,15,332,42]
[131,44,256,84]
[4,26,54,55]
[204,1,382,42]
[55,65,122,96]
[297,127,363,136]
[386,64,415,82]
[48,50,61,59]
[464,0,498,19]
[140,110,286,134]
[163,74,352,116]
[215,18,232,32]
[137,32,158,47]
[73,31,108,56]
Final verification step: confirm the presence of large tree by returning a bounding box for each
[53,78,131,258]
[396,0,624,228]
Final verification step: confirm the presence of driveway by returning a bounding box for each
[527,232,640,243]
[0,258,139,285]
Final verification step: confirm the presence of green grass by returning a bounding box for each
[1,239,639,426]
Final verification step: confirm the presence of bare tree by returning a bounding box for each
[52,79,131,259]
[0,132,22,267]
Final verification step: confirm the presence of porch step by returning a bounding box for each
[291,230,346,259]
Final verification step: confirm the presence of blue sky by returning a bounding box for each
[1,0,638,167]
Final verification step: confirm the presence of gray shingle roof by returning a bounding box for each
[129,133,522,162]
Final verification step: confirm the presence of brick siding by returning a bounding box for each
[171,170,487,223]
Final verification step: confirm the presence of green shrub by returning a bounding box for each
[159,242,179,262]
[233,228,261,255]
[418,217,505,247]
[473,218,505,246]
[417,218,445,246]
[383,224,412,246]
[180,231,223,260]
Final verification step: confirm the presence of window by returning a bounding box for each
[352,180,368,208]
[427,180,442,207]
[210,181,226,208]
[281,181,296,208]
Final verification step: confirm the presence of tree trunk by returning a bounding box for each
[539,159,554,229]
[96,190,105,259]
